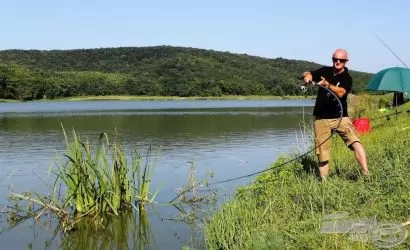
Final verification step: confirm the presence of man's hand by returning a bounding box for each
[318,76,330,88]
[302,72,313,84]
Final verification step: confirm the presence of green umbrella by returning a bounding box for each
[366,67,410,93]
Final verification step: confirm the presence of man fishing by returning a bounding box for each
[302,48,369,179]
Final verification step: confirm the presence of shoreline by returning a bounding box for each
[0,95,316,103]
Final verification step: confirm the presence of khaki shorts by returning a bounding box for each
[314,117,361,162]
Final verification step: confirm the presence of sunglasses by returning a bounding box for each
[332,57,348,63]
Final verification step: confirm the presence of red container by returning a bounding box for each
[352,118,372,134]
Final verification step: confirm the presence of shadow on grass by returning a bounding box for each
[298,154,362,182]
[298,155,321,180]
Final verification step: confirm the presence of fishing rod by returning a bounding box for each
[373,33,409,110]
[370,108,410,121]
[170,79,343,203]
[373,33,409,69]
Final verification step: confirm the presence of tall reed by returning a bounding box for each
[55,126,140,215]
[9,125,159,232]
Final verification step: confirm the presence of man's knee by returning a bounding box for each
[348,141,362,151]
[318,161,329,168]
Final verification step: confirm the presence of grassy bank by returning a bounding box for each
[63,95,316,101]
[203,102,410,249]
[1,93,399,104]
[0,99,20,103]
[0,93,400,104]
[0,95,316,103]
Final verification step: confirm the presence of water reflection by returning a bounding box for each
[0,100,314,114]
[20,201,211,250]
[58,207,156,250]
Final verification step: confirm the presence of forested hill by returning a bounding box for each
[0,46,373,100]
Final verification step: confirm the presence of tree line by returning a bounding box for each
[0,46,373,100]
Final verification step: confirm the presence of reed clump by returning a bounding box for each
[56,127,138,215]
[8,125,159,231]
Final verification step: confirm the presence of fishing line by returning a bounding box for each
[208,81,343,185]
[170,81,343,202]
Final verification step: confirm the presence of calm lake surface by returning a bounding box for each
[0,99,314,249]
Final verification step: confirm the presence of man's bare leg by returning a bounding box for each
[351,142,369,176]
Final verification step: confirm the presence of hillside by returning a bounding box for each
[0,46,373,100]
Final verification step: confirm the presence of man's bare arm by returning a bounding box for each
[328,84,346,98]
[318,76,347,98]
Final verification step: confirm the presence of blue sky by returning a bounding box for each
[1,0,409,73]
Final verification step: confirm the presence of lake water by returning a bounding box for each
[0,99,315,249]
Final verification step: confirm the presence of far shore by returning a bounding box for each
[0,95,316,103]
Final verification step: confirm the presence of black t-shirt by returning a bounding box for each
[310,66,352,118]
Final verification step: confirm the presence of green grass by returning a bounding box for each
[203,102,410,249]
[1,93,398,104]
[0,98,20,103]
[1,94,316,102]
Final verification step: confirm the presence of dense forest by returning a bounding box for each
[0,46,373,100]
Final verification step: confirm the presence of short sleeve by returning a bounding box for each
[339,75,353,93]
[310,67,326,82]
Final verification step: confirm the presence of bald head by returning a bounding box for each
[331,49,349,72]
[332,49,349,60]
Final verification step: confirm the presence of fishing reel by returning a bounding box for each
[297,77,316,93]
[300,85,308,93]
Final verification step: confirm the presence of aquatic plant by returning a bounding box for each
[55,126,138,215]
[8,125,160,231]
[172,160,216,204]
